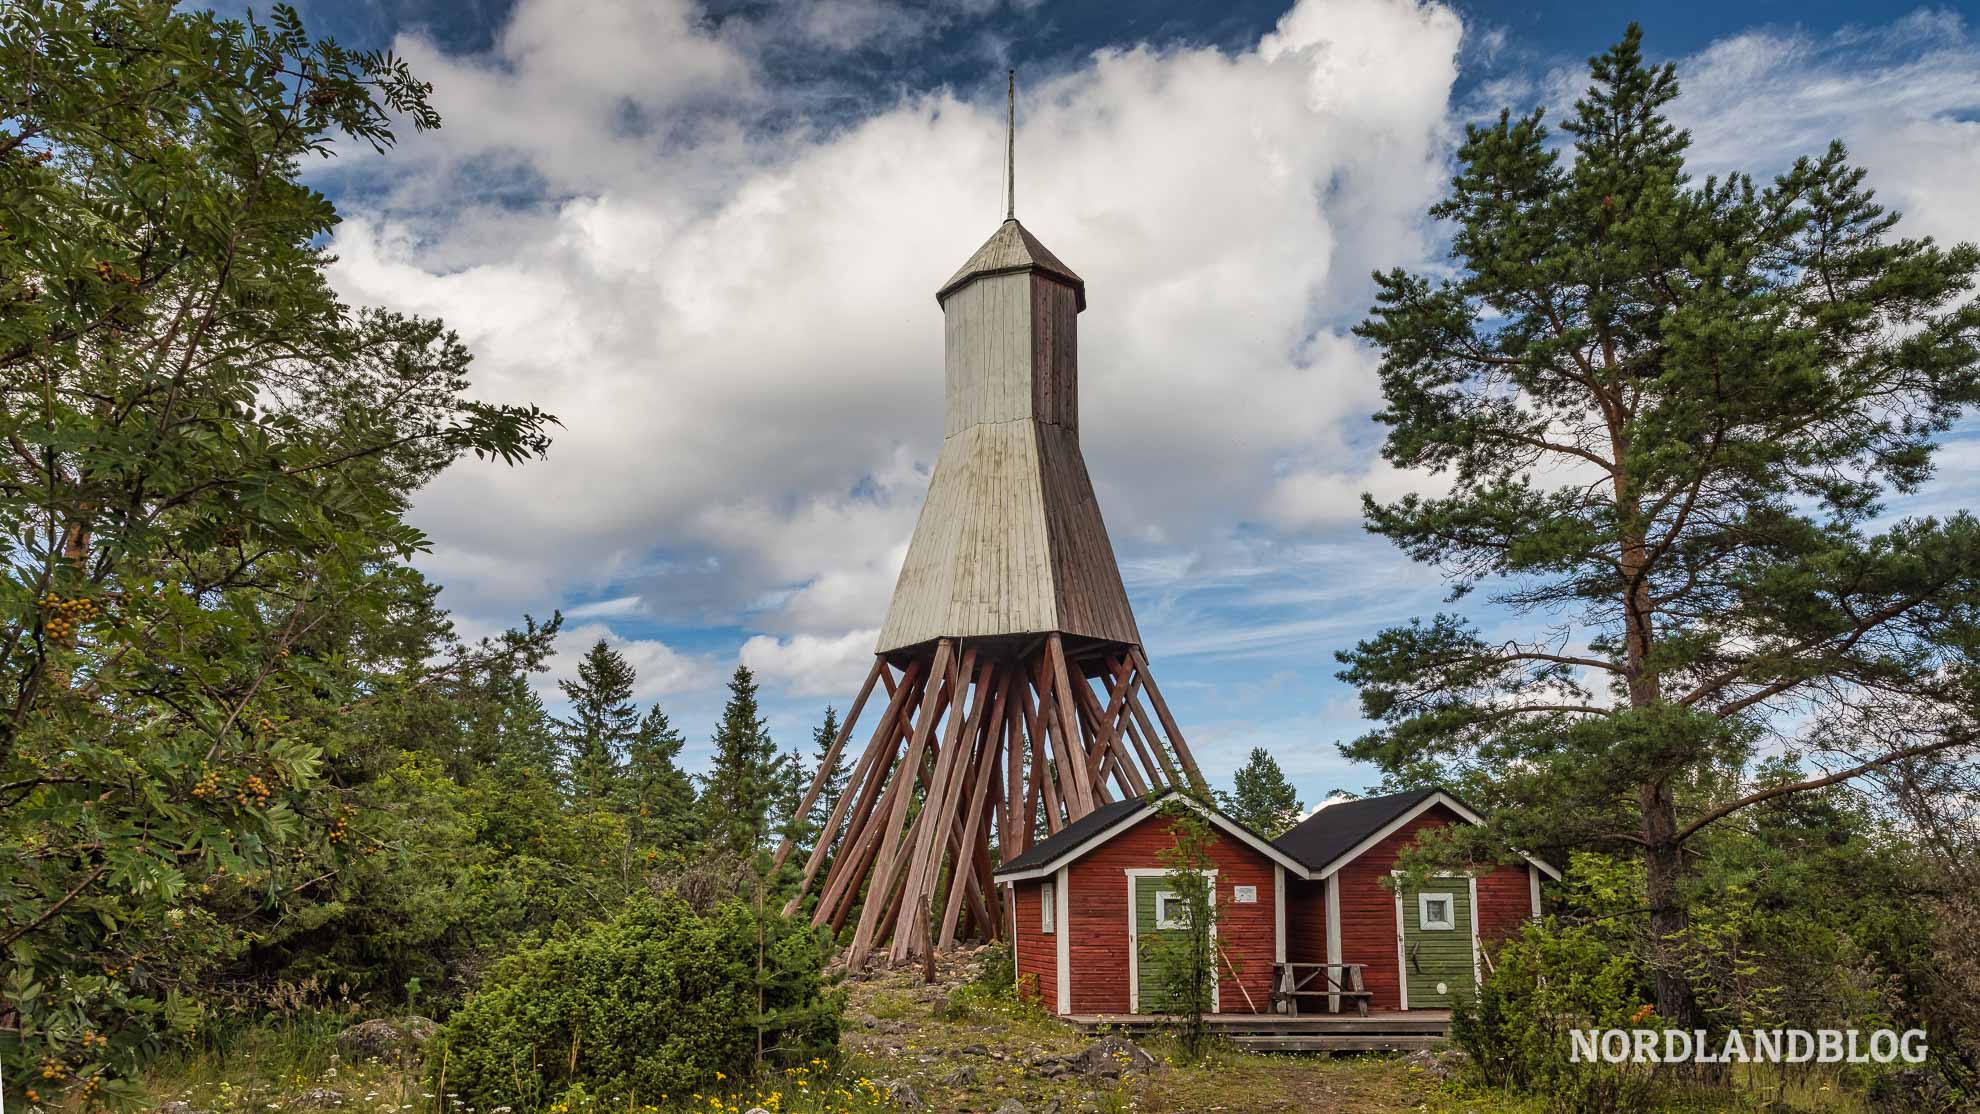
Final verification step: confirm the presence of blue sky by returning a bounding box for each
[291,0,1980,808]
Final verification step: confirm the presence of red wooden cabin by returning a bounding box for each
[993,788,1558,1016]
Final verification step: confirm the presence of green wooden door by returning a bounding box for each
[1398,879,1474,1009]
[1133,875,1187,1013]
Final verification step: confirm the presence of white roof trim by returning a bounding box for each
[1312,791,1563,882]
[994,790,1310,881]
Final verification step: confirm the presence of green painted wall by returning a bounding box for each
[1398,879,1474,1009]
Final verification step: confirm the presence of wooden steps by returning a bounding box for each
[1063,1010,1452,1053]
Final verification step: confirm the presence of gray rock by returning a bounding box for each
[293,1089,346,1109]
[744,1107,773,1114]
[993,1102,1028,1114]
[1071,1035,1156,1079]
[157,1103,206,1114]
[886,1079,925,1110]
[335,1016,438,1063]
[856,1011,882,1029]
[939,1064,977,1086]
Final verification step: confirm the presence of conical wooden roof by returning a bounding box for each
[936,219,1086,311]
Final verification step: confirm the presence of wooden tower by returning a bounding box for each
[773,83,1208,968]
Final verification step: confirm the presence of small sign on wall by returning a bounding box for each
[1232,885,1258,904]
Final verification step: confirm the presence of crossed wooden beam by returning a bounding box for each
[771,633,1208,970]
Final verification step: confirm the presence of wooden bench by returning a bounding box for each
[1272,962,1372,1017]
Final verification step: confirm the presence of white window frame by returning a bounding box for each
[1040,881,1056,934]
[1154,889,1190,930]
[1419,891,1456,931]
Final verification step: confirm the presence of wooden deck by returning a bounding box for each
[1063,1010,1452,1052]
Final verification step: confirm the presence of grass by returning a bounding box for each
[107,971,1883,1114]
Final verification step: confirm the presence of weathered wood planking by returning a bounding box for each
[878,221,1136,654]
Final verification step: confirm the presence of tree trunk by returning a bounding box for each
[1642,782,1707,1031]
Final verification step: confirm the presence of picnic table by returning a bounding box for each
[1272,962,1371,1017]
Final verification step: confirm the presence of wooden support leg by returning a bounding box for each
[772,657,884,874]
[1132,646,1208,795]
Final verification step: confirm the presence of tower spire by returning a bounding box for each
[1004,69,1015,221]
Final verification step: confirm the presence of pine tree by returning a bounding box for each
[558,639,639,807]
[1340,25,1980,1030]
[627,704,698,852]
[1217,748,1303,838]
[701,665,779,857]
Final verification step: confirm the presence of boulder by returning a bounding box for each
[939,1064,977,1086]
[886,1079,926,1110]
[293,1089,346,1109]
[993,1102,1028,1114]
[335,1016,438,1063]
[1072,1035,1157,1079]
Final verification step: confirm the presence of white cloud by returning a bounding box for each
[325,0,1471,669]
[739,629,881,696]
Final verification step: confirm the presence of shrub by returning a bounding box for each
[439,895,842,1109]
[1453,917,1660,1114]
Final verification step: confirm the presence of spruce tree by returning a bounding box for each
[558,639,638,807]
[701,665,778,856]
[805,706,847,843]
[1340,25,1980,1029]
[627,704,698,852]
[1217,748,1303,837]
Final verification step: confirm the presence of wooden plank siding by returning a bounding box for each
[1060,815,1278,1015]
[1318,805,1538,1010]
[878,249,1137,653]
[1013,880,1057,1007]
[1284,878,1329,965]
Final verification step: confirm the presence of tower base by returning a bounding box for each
[774,634,1207,969]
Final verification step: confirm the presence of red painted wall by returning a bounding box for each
[1285,878,1328,964]
[1331,805,1539,1009]
[1011,879,1056,1007]
[1061,814,1280,1015]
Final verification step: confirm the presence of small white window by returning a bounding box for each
[1419,892,1455,930]
[1040,883,1055,934]
[1155,890,1191,930]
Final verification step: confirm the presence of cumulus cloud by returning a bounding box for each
[740,629,882,696]
[324,0,1470,686]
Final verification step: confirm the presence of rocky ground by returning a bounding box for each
[828,945,1460,1114]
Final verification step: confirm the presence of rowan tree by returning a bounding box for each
[1339,26,1980,1029]
[0,1,552,1093]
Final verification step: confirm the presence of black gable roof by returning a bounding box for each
[1270,787,1447,873]
[993,796,1146,877]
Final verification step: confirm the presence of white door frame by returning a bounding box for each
[1125,868,1218,1015]
[1393,870,1479,1010]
